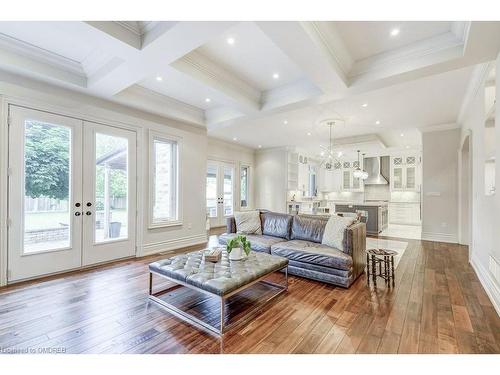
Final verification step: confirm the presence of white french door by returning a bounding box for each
[82,121,136,266]
[7,106,137,282]
[206,161,234,227]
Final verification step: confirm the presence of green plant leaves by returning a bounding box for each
[226,235,252,255]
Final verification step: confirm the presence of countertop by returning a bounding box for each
[323,200,389,207]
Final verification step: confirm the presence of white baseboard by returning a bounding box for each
[421,231,457,243]
[470,254,500,317]
[141,233,208,257]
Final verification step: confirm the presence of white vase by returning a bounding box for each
[228,247,246,261]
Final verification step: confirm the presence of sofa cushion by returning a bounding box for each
[219,233,285,254]
[290,215,328,243]
[322,215,356,253]
[261,212,293,239]
[234,210,262,235]
[271,240,352,270]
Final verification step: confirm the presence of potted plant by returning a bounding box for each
[226,235,251,261]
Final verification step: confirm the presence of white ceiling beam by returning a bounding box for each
[113,84,205,126]
[171,50,261,114]
[84,21,142,50]
[85,21,238,97]
[256,21,349,97]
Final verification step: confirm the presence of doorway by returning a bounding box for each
[206,160,235,228]
[7,105,137,282]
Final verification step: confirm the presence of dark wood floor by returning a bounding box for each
[0,233,499,354]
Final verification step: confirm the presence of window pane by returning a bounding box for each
[223,167,233,216]
[152,138,177,223]
[240,166,248,208]
[24,121,71,253]
[95,133,128,242]
[206,164,218,218]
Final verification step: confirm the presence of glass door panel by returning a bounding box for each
[406,166,416,190]
[23,120,72,253]
[206,164,218,219]
[82,122,136,266]
[8,106,83,282]
[94,133,129,243]
[223,166,234,217]
[393,167,403,190]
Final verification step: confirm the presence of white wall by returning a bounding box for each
[0,71,208,285]
[421,128,461,243]
[207,137,256,211]
[255,148,287,213]
[461,59,500,314]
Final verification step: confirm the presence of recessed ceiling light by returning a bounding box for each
[361,103,368,108]
[258,145,262,149]
[272,73,280,79]
[400,133,404,137]
[405,145,410,149]
[156,76,163,82]
[283,120,288,125]
[390,28,400,37]
[375,120,381,125]
[227,37,235,45]
[337,151,343,157]
[233,137,238,141]
[205,98,211,103]
[320,151,325,156]
[307,132,311,136]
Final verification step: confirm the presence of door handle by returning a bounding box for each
[75,202,81,207]
[85,211,92,216]
[75,212,81,216]
[86,202,92,207]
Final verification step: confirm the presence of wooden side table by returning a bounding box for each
[366,248,398,287]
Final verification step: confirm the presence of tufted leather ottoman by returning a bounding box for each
[148,249,288,336]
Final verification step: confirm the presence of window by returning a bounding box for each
[149,132,180,227]
[240,165,250,209]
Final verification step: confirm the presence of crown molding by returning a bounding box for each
[172,50,261,113]
[260,78,322,111]
[457,62,491,124]
[350,31,465,79]
[0,32,86,78]
[419,122,460,133]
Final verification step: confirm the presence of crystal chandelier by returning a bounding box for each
[319,119,343,169]
[353,150,369,180]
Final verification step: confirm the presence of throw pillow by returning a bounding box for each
[234,211,262,235]
[322,215,356,252]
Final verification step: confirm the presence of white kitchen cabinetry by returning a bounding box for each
[389,202,421,225]
[286,151,299,191]
[341,160,364,192]
[298,161,310,193]
[318,168,342,192]
[390,155,420,192]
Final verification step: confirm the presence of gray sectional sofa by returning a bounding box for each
[219,211,366,288]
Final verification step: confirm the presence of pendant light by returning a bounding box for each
[361,153,369,180]
[353,150,364,178]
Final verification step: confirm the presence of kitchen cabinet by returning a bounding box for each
[286,151,299,191]
[390,155,420,192]
[389,202,421,225]
[317,168,342,192]
[341,160,364,192]
[298,162,309,193]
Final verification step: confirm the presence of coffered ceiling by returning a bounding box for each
[0,21,499,151]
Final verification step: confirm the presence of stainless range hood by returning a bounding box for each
[363,156,389,185]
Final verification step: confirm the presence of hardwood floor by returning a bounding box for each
[0,233,499,354]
